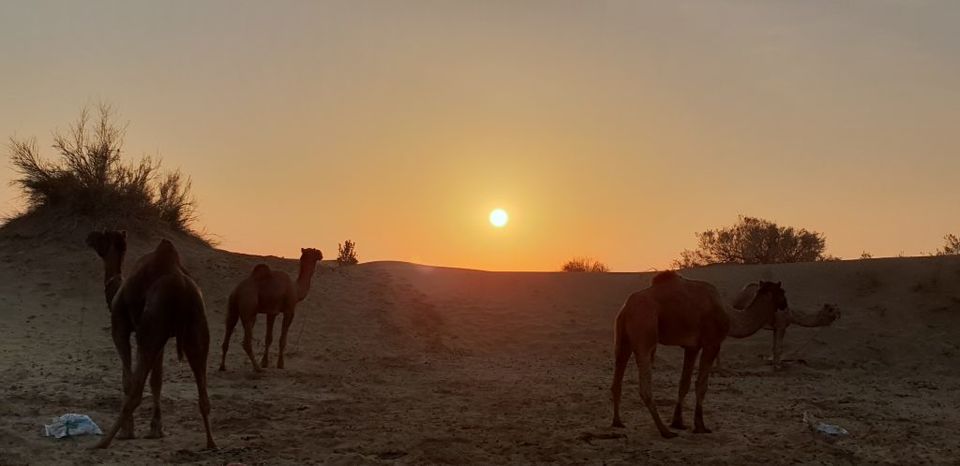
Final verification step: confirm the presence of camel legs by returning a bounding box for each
[145,348,164,438]
[772,328,786,369]
[633,344,676,439]
[610,332,631,428]
[260,314,277,368]
[219,304,240,371]
[693,345,720,434]
[240,311,261,372]
[276,310,295,369]
[182,323,217,449]
[95,346,162,449]
[670,347,700,430]
[109,316,135,440]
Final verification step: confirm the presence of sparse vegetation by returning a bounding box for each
[337,239,359,266]
[936,234,960,256]
[860,251,873,259]
[674,216,828,268]
[561,257,609,273]
[7,104,198,235]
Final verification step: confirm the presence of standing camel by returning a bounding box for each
[86,232,215,449]
[731,282,840,367]
[610,271,788,438]
[219,248,322,372]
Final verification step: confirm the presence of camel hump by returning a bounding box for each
[651,270,682,286]
[153,239,182,270]
[251,264,272,281]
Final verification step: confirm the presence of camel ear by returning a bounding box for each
[776,281,782,288]
[301,248,306,254]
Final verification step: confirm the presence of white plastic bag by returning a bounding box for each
[42,414,103,439]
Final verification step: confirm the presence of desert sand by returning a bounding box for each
[1,225,959,465]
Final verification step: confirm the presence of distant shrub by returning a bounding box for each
[937,234,960,256]
[337,239,359,265]
[674,215,828,268]
[860,251,873,259]
[7,104,198,234]
[561,257,609,273]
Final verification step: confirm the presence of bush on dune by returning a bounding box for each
[937,234,960,256]
[674,215,829,268]
[7,104,200,237]
[562,257,610,273]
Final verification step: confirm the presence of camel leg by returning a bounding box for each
[145,348,164,438]
[610,331,631,428]
[240,312,261,372]
[94,348,161,449]
[671,347,699,430]
[260,314,277,368]
[772,328,785,369]
[183,324,217,449]
[276,310,295,369]
[633,345,676,439]
[693,345,720,434]
[109,316,135,440]
[219,303,240,371]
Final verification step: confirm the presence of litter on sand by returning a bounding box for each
[42,414,103,439]
[803,412,849,441]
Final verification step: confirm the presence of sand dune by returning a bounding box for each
[1,229,959,464]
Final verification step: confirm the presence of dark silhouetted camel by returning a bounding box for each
[731,282,840,367]
[219,248,322,372]
[610,271,788,438]
[87,231,215,449]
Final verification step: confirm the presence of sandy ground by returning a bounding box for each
[1,228,960,465]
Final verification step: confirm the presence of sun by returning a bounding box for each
[489,208,509,228]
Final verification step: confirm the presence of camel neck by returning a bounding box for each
[103,259,122,285]
[295,260,317,302]
[102,254,124,305]
[725,296,773,338]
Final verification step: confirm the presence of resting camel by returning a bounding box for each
[86,231,215,449]
[610,271,788,438]
[219,248,322,372]
[731,282,840,367]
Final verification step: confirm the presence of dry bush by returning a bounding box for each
[7,104,199,235]
[561,257,609,273]
[337,240,359,266]
[674,215,828,268]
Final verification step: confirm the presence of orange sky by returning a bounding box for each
[2,1,959,271]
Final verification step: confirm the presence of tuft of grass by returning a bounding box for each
[7,104,200,236]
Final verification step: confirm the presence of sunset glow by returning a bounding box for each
[1,2,958,271]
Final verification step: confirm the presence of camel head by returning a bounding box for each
[756,281,788,311]
[300,248,323,264]
[86,230,127,262]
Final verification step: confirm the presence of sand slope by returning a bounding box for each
[1,230,959,465]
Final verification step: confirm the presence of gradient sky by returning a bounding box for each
[2,1,958,271]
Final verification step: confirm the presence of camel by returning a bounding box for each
[86,231,215,449]
[731,282,840,367]
[610,271,788,438]
[219,248,323,372]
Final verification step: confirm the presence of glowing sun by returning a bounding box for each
[489,208,509,228]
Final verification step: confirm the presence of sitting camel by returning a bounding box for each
[86,231,215,449]
[610,271,788,438]
[731,282,840,367]
[219,248,322,372]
